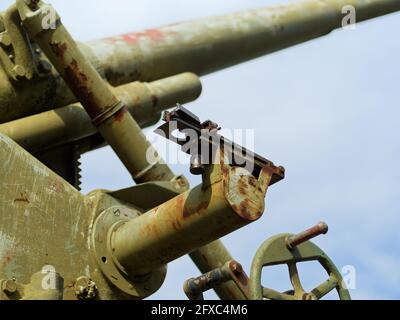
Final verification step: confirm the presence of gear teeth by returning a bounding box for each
[74,148,82,191]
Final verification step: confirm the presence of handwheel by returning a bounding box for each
[249,223,351,300]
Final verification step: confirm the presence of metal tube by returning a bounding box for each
[0,73,202,153]
[183,267,231,300]
[183,260,245,300]
[86,0,400,85]
[111,166,266,276]
[17,0,179,184]
[189,241,246,300]
[286,222,329,249]
[1,0,398,123]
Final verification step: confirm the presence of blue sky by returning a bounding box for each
[2,0,398,299]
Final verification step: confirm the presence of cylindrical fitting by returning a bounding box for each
[1,279,17,295]
[189,240,246,300]
[111,166,265,276]
[184,268,230,300]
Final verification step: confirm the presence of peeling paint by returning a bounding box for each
[0,231,17,261]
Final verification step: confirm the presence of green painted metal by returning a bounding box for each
[16,0,183,186]
[0,73,202,154]
[189,241,247,300]
[0,0,397,300]
[0,0,399,125]
[249,233,351,300]
[110,159,274,277]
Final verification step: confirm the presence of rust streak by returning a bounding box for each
[238,179,248,196]
[232,198,262,221]
[14,198,29,204]
[113,106,128,122]
[51,42,67,59]
[64,59,98,118]
[150,94,159,107]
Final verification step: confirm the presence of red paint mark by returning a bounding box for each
[105,29,171,44]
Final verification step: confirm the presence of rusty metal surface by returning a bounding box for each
[0,132,172,300]
[88,0,400,86]
[156,105,285,183]
[184,267,231,300]
[0,73,202,154]
[184,260,252,300]
[110,159,273,276]
[17,0,181,186]
[0,1,398,124]
[189,240,246,300]
[286,222,329,249]
[184,260,247,300]
[0,0,397,301]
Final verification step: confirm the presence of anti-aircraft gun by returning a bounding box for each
[0,0,398,300]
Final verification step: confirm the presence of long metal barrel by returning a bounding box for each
[1,0,399,123]
[86,0,400,86]
[0,73,201,153]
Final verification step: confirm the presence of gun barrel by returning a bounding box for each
[87,0,400,86]
[0,73,201,153]
[0,0,399,124]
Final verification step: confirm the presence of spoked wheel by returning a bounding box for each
[249,230,351,300]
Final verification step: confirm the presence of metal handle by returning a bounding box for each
[286,222,328,249]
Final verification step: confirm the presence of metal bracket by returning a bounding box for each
[155,105,285,184]
[0,4,52,81]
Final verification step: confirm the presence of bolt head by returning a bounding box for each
[0,34,11,47]
[2,279,17,295]
[229,261,243,275]
[13,65,26,77]
[24,0,40,9]
[74,276,89,290]
[74,276,97,300]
